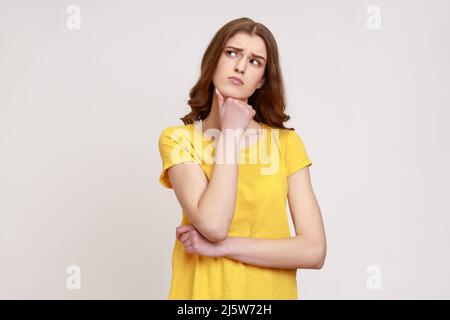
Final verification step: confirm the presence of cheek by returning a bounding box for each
[215,56,233,73]
[213,59,225,80]
[247,71,264,87]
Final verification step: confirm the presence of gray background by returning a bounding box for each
[1,0,449,299]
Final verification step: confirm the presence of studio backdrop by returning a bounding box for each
[1,0,449,299]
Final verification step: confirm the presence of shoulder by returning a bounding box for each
[158,123,200,164]
[268,127,308,156]
[266,127,301,145]
[281,128,306,144]
[259,125,300,151]
[160,123,193,137]
[159,123,195,143]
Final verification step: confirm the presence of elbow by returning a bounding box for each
[189,210,229,243]
[193,206,230,243]
[313,243,327,269]
[314,259,325,270]
[204,230,227,243]
[199,224,228,243]
[210,225,228,242]
[201,213,230,243]
[206,234,227,243]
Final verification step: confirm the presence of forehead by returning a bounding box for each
[225,32,267,58]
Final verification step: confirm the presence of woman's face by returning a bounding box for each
[212,32,267,101]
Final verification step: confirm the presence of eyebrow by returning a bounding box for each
[225,45,266,62]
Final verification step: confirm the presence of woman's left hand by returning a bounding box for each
[176,224,225,258]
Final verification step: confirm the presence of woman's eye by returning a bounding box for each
[227,50,261,66]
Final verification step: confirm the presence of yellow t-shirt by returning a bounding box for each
[158,120,312,300]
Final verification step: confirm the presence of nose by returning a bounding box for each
[234,59,245,74]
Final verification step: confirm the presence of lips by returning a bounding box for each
[228,76,244,85]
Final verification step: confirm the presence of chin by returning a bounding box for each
[223,86,246,98]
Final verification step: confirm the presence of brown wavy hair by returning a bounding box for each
[180,17,294,130]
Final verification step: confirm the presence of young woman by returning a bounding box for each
[158,17,326,300]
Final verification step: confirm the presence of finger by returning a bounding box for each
[183,238,193,247]
[176,227,184,241]
[177,230,189,241]
[215,87,224,108]
[177,225,195,241]
[248,107,256,119]
[176,224,194,234]
[177,223,194,229]
[180,232,192,242]
[176,230,185,241]
[185,245,194,253]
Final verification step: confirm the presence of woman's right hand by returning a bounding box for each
[215,87,256,133]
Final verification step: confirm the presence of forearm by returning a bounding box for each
[197,132,242,240]
[218,235,325,270]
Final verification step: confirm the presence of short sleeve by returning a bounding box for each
[158,127,199,189]
[285,130,312,176]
